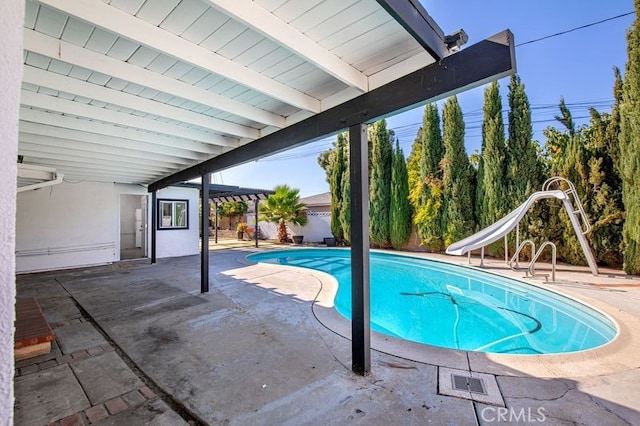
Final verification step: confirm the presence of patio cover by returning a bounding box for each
[17,0,492,185]
[18,0,516,376]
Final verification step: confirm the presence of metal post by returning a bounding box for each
[201,173,210,293]
[254,199,259,248]
[151,191,157,264]
[214,201,218,244]
[349,123,370,376]
[480,246,485,267]
[515,223,520,269]
[504,235,508,264]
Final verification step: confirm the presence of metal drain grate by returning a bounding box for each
[451,374,487,395]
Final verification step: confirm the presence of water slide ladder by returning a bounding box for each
[449,177,598,277]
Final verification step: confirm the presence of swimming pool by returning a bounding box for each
[248,249,617,354]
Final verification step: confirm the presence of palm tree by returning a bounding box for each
[259,185,308,243]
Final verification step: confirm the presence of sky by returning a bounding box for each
[216,0,636,197]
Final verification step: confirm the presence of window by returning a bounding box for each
[158,199,189,230]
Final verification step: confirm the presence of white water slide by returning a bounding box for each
[446,178,599,276]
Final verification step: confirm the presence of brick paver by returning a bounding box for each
[71,350,90,360]
[38,359,58,370]
[85,404,108,423]
[104,397,128,415]
[123,389,146,407]
[20,364,39,375]
[59,413,85,426]
[87,346,104,357]
[139,386,156,400]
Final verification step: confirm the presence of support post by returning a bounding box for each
[201,173,210,293]
[254,199,259,248]
[151,191,157,264]
[349,123,370,376]
[214,202,218,244]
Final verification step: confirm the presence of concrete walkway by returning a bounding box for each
[14,248,640,425]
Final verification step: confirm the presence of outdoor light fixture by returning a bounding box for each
[445,29,469,51]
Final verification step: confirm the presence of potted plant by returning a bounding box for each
[236,222,248,240]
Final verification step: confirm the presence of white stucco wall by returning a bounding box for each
[15,184,199,272]
[1,1,24,423]
[155,187,199,258]
[16,181,118,273]
[258,212,331,243]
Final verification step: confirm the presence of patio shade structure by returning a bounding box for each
[170,182,274,247]
[17,0,516,375]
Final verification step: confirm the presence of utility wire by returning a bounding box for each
[516,11,635,47]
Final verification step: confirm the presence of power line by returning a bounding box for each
[516,11,635,47]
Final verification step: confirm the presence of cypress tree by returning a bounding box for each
[442,96,475,246]
[407,127,423,213]
[543,97,625,268]
[330,133,347,243]
[619,0,640,274]
[505,75,539,208]
[369,120,393,248]
[414,104,446,250]
[390,141,411,249]
[476,81,507,230]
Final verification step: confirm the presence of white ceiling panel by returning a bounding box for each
[20,0,450,184]
[60,16,94,44]
[24,1,39,29]
[108,0,146,15]
[159,0,209,34]
[84,27,119,54]
[107,37,140,61]
[33,5,67,38]
[135,0,181,26]
[181,8,229,44]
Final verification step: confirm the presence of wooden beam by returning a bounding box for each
[23,29,286,128]
[149,30,515,191]
[37,0,321,112]
[375,0,449,60]
[20,108,220,155]
[22,66,259,139]
[20,90,239,148]
[204,0,368,91]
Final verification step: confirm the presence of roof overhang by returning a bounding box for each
[18,0,513,188]
[150,30,516,191]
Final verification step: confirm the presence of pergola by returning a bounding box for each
[18,0,516,374]
[171,182,274,249]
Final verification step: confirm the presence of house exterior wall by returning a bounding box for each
[1,0,24,423]
[15,184,199,273]
[16,181,118,273]
[155,187,199,258]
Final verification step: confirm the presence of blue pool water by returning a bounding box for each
[248,249,617,354]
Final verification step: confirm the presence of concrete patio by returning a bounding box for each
[14,247,640,425]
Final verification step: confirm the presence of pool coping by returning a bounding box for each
[243,248,640,379]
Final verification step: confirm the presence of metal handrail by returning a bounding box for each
[509,239,536,273]
[543,177,592,235]
[528,241,557,282]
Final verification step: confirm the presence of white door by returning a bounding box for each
[135,208,142,248]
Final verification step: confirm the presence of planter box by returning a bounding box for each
[324,237,336,247]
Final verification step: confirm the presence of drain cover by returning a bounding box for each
[451,374,487,395]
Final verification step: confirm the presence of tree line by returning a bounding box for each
[317,1,640,274]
